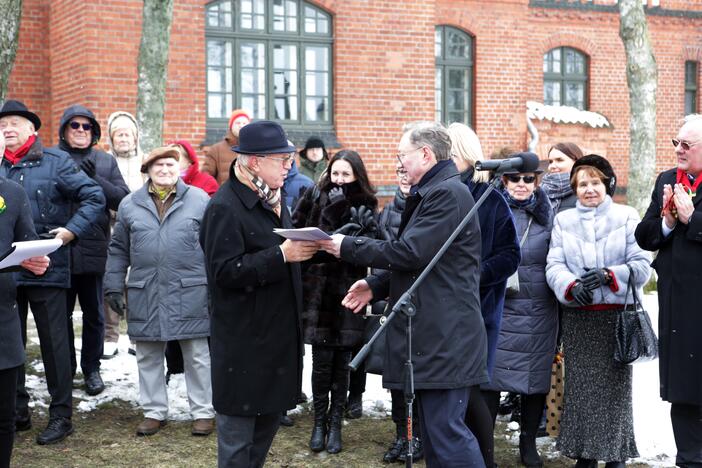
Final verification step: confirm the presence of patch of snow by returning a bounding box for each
[527,101,611,128]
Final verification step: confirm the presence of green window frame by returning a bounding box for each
[543,46,589,110]
[435,26,474,127]
[685,60,698,115]
[205,0,333,130]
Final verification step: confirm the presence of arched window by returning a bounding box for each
[543,47,589,110]
[205,0,332,129]
[435,26,474,126]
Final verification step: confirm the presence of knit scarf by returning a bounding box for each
[540,172,573,201]
[235,159,282,217]
[4,135,36,165]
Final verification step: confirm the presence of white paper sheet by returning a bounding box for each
[0,239,63,270]
[273,227,332,241]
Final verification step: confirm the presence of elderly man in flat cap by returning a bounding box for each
[200,120,318,467]
[105,147,215,438]
[0,99,105,445]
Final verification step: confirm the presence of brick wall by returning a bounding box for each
[6,0,702,195]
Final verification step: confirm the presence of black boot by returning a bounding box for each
[325,403,343,454]
[309,347,333,452]
[398,436,424,462]
[0,431,14,468]
[326,350,351,454]
[519,435,543,467]
[574,459,597,468]
[604,463,625,468]
[345,391,363,419]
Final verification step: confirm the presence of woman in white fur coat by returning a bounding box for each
[545,155,651,468]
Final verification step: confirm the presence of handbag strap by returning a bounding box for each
[519,218,533,248]
[625,265,642,309]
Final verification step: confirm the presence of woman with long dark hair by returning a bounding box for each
[292,149,378,454]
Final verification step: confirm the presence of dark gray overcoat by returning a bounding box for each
[635,168,702,405]
[199,169,303,416]
[340,162,488,390]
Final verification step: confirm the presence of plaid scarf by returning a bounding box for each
[235,159,282,217]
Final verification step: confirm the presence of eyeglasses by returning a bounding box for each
[505,174,537,184]
[69,121,92,131]
[263,153,294,164]
[396,146,424,162]
[672,138,700,151]
[395,169,408,177]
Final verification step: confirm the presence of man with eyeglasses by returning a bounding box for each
[320,121,488,467]
[200,120,317,467]
[635,114,702,468]
[54,105,129,398]
[0,100,105,445]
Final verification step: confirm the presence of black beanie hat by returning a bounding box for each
[571,154,617,196]
[300,136,327,160]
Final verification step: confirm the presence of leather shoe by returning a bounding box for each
[136,418,166,436]
[36,417,74,445]
[280,412,294,427]
[84,371,105,396]
[191,418,215,436]
[15,408,31,432]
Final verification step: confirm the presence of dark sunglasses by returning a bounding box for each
[505,174,536,184]
[69,121,92,131]
[672,138,699,151]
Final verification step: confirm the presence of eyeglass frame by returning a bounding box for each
[257,153,295,164]
[504,174,537,184]
[396,146,425,163]
[395,168,408,177]
[672,138,701,151]
[68,121,93,131]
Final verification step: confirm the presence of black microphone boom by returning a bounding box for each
[474,151,540,173]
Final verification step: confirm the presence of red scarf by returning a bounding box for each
[4,135,36,166]
[676,168,702,197]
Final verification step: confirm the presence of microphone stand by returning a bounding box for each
[349,166,512,468]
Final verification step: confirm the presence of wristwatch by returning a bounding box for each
[602,268,613,285]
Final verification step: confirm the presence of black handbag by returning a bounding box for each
[614,266,658,365]
[362,301,389,375]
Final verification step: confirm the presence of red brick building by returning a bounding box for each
[7,0,702,195]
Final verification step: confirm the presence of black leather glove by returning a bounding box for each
[80,158,96,178]
[328,186,345,203]
[570,281,593,306]
[354,206,378,234]
[333,222,362,235]
[105,292,126,317]
[581,268,611,290]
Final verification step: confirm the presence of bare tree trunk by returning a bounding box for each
[0,0,23,102]
[136,0,174,153]
[618,0,658,216]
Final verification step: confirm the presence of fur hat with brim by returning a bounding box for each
[571,154,617,196]
[0,100,42,130]
[232,120,296,155]
[141,146,180,173]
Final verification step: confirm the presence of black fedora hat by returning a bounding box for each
[0,100,42,130]
[232,120,296,155]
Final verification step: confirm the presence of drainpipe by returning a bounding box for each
[526,111,538,152]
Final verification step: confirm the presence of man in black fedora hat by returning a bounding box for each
[200,120,319,467]
[0,99,105,445]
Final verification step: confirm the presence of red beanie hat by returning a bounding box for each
[228,109,251,130]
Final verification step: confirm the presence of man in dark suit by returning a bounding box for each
[199,120,318,467]
[321,121,488,467]
[635,114,702,468]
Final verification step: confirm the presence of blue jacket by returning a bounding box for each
[0,138,105,288]
[283,160,314,212]
[55,104,129,275]
[461,170,520,377]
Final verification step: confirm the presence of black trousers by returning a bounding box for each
[66,274,104,376]
[671,403,702,467]
[0,365,19,468]
[16,286,73,419]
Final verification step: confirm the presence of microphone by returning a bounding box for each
[474,151,540,173]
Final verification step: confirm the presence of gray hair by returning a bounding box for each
[402,121,451,161]
[237,154,252,166]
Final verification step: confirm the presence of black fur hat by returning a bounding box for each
[571,154,616,196]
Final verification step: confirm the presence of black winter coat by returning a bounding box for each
[0,138,105,288]
[485,188,558,395]
[292,182,378,347]
[56,105,129,275]
[635,168,702,405]
[340,163,488,390]
[0,177,37,370]
[378,189,405,242]
[200,167,303,416]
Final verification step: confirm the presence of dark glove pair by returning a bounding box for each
[80,158,96,178]
[571,268,612,306]
[105,292,126,317]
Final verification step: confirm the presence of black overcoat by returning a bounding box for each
[0,177,37,370]
[635,168,702,405]
[199,168,303,416]
[340,163,488,390]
